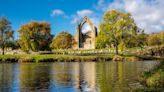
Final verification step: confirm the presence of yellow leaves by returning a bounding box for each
[18,21,50,33]
[17,21,52,51]
[148,33,162,46]
[97,10,140,49]
[50,31,73,49]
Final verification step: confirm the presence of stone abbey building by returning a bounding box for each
[74,16,97,49]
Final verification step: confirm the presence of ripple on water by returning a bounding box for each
[0,61,158,92]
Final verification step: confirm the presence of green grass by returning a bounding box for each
[0,54,114,62]
[0,54,19,59]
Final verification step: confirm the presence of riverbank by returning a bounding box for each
[0,54,114,63]
[133,61,164,91]
[0,54,163,63]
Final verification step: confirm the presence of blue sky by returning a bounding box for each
[0,0,163,39]
[0,0,105,39]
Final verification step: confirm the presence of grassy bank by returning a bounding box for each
[133,61,164,91]
[0,54,114,62]
[0,53,164,63]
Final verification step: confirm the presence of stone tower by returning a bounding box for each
[74,16,97,49]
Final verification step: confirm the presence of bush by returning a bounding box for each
[139,61,164,90]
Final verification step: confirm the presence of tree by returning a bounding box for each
[17,21,53,52]
[96,29,111,49]
[50,31,73,49]
[124,30,148,48]
[159,31,164,45]
[0,17,14,55]
[148,33,161,46]
[157,31,164,44]
[136,31,148,48]
[97,10,139,55]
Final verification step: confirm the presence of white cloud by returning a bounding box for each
[79,17,100,33]
[82,24,92,33]
[51,9,64,16]
[77,9,93,17]
[71,9,101,33]
[125,0,164,33]
[108,1,124,11]
[97,0,164,33]
[98,0,104,6]
[71,9,94,24]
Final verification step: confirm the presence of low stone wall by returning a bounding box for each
[53,49,120,55]
[0,49,26,55]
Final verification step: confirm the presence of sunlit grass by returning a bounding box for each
[0,54,114,61]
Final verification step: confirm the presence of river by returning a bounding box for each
[0,61,158,92]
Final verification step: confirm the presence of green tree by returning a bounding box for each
[124,30,148,48]
[0,17,14,55]
[136,31,148,48]
[97,10,139,54]
[50,31,73,49]
[6,40,18,49]
[18,21,53,52]
[96,29,111,49]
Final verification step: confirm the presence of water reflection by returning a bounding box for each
[19,63,51,91]
[79,62,96,92]
[0,61,157,92]
[50,62,96,92]
[0,63,19,92]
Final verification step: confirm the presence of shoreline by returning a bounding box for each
[0,54,163,63]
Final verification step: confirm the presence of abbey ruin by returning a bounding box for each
[74,16,97,49]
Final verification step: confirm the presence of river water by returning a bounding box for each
[0,61,158,92]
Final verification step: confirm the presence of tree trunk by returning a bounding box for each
[1,30,4,55]
[2,38,4,55]
[2,45,4,55]
[115,41,119,55]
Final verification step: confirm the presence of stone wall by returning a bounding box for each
[74,16,97,50]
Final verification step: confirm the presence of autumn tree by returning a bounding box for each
[0,17,14,55]
[148,33,161,46]
[18,21,53,52]
[97,10,139,54]
[157,31,164,45]
[159,31,164,45]
[50,31,73,49]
